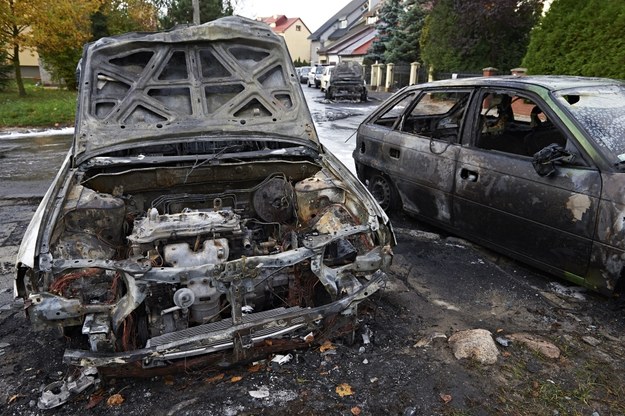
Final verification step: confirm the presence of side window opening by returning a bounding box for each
[372,93,416,128]
[400,90,470,142]
[475,91,569,158]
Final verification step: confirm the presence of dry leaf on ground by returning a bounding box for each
[205,373,225,384]
[320,340,335,352]
[336,383,353,397]
[107,393,125,406]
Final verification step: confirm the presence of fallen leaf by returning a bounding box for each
[7,394,24,405]
[304,332,315,343]
[164,375,175,385]
[351,406,362,415]
[247,364,263,373]
[230,376,243,383]
[439,393,452,404]
[320,340,335,352]
[496,328,504,333]
[205,373,225,384]
[107,393,125,406]
[336,383,353,397]
[264,339,273,346]
[85,392,105,410]
[502,351,511,358]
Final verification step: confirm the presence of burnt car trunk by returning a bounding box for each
[15,17,394,373]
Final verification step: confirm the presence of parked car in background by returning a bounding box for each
[308,64,325,88]
[354,75,625,295]
[325,61,367,101]
[319,65,335,92]
[298,66,311,83]
[15,16,394,376]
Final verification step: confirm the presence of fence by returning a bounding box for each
[433,71,482,81]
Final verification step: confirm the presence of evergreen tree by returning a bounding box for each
[365,0,402,64]
[522,0,625,78]
[0,48,11,90]
[421,0,542,73]
[385,0,427,64]
[159,0,233,29]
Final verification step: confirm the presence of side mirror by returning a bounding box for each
[532,143,575,176]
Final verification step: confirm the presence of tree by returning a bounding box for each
[0,0,37,96]
[0,48,11,90]
[91,0,158,42]
[421,0,542,73]
[522,0,625,78]
[385,0,427,64]
[365,0,402,64]
[158,0,233,29]
[29,0,102,90]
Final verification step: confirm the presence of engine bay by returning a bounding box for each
[28,156,387,363]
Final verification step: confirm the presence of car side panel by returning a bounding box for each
[383,130,459,224]
[454,148,601,276]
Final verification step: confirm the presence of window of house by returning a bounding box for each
[296,25,301,31]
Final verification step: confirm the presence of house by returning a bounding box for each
[308,0,382,64]
[257,15,312,63]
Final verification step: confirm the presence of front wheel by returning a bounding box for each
[368,175,399,212]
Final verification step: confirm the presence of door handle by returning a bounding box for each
[460,168,478,182]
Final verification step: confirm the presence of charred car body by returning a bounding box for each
[15,17,393,373]
[324,61,367,102]
[354,76,625,295]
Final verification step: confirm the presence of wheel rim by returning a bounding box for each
[370,177,391,210]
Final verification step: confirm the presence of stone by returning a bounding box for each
[509,333,560,359]
[448,329,499,365]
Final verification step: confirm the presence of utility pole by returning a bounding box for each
[192,0,200,25]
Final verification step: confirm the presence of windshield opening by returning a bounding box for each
[555,85,625,163]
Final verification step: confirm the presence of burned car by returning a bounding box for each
[15,17,394,374]
[354,76,625,295]
[324,61,367,101]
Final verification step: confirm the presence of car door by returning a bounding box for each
[356,88,471,224]
[453,88,601,277]
[386,89,472,224]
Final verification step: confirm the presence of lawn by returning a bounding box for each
[0,80,77,128]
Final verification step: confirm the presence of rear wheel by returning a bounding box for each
[368,174,399,212]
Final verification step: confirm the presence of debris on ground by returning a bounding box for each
[448,329,499,364]
[508,333,561,359]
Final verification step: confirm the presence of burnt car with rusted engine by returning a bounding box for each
[14,16,394,374]
[354,76,625,295]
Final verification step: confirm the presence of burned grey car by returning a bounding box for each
[354,76,625,295]
[325,61,367,101]
[15,17,393,374]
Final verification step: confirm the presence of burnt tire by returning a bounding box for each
[368,174,399,212]
[325,87,332,99]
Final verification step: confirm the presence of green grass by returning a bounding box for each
[0,80,76,128]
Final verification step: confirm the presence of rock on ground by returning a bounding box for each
[448,329,499,365]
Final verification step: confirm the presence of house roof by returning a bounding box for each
[258,15,310,34]
[323,25,376,56]
[308,0,368,41]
